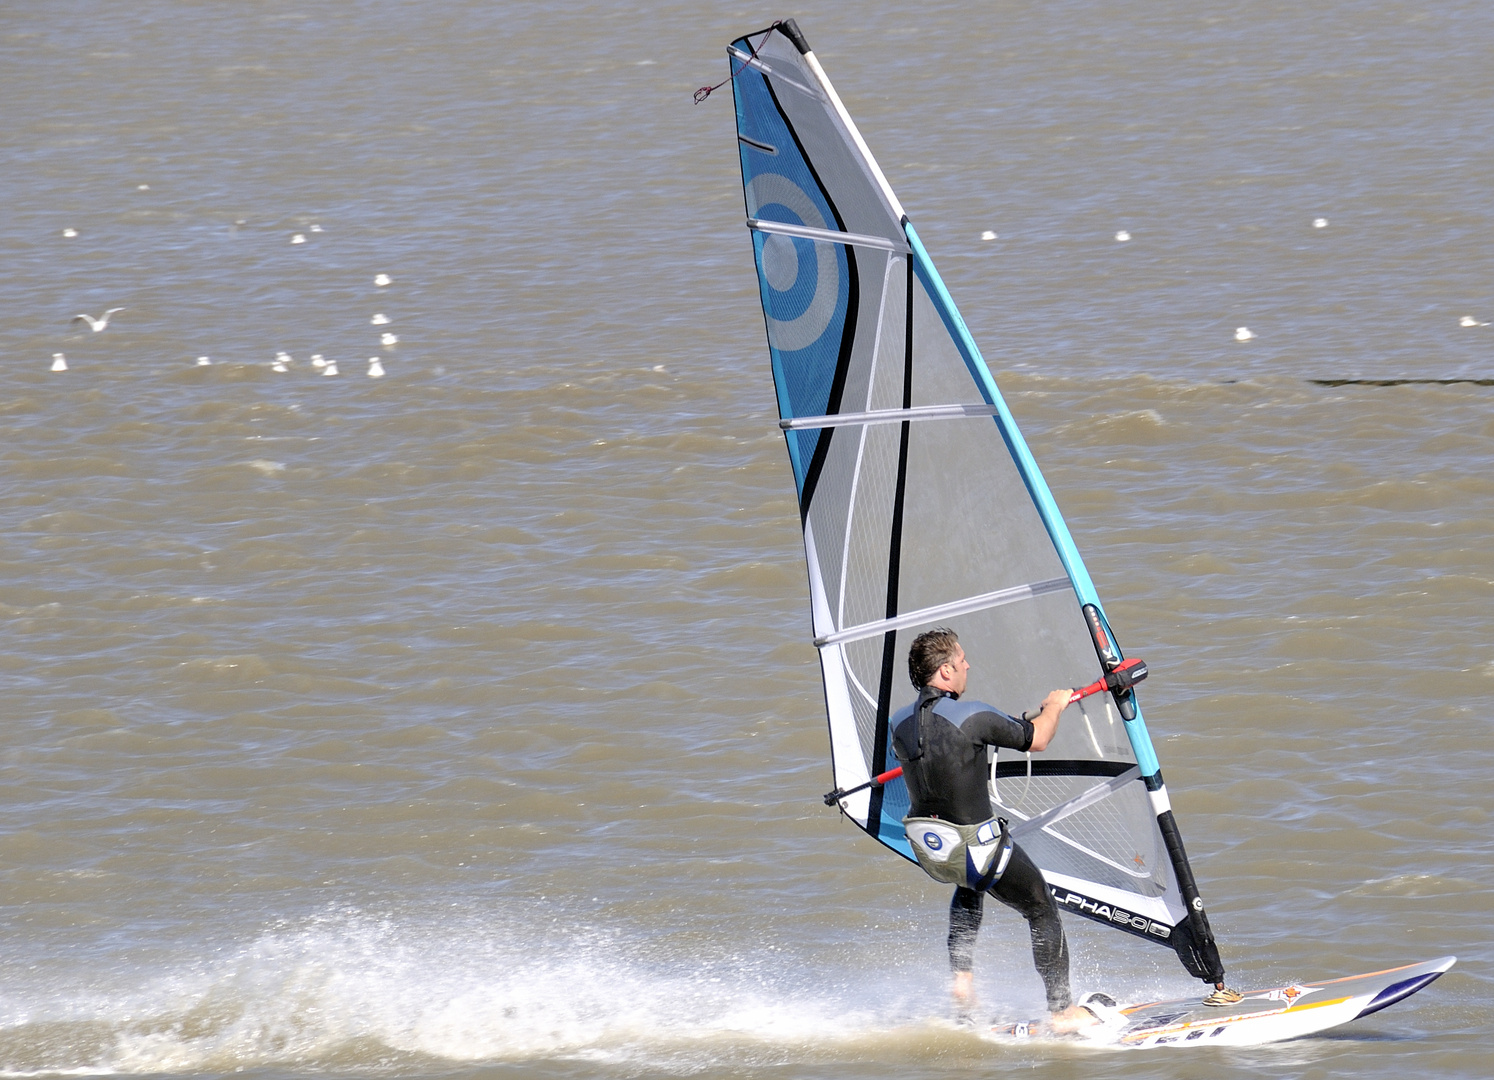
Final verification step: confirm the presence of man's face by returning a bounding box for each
[942,644,969,695]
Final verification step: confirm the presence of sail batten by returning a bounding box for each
[813,577,1073,647]
[726,19,1226,984]
[782,403,1001,430]
[748,218,909,252]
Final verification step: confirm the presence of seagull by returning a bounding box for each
[322,360,339,376]
[196,356,212,366]
[62,228,78,238]
[1115,230,1131,242]
[72,308,125,332]
[310,353,326,369]
[310,224,323,233]
[51,353,67,371]
[1235,327,1255,341]
[367,357,385,378]
[380,332,398,346]
[291,233,306,244]
[272,351,292,372]
[371,313,390,325]
[374,273,392,287]
[980,230,997,241]
[1313,218,1329,229]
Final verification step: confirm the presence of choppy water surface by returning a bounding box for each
[1,2,1489,1077]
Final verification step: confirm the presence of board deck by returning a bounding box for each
[986,956,1455,1048]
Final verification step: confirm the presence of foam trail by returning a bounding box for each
[0,908,959,1075]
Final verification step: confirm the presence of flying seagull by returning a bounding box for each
[72,308,125,332]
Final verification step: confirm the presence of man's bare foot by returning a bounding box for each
[1047,1004,1100,1034]
[951,970,975,1015]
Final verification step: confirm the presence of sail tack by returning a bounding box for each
[726,21,1224,983]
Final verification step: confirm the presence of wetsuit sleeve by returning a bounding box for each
[964,709,1034,753]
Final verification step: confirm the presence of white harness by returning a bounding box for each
[903,814,1014,891]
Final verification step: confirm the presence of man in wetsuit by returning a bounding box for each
[891,626,1095,1030]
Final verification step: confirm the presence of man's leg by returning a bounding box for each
[989,843,1072,1013]
[949,886,982,1011]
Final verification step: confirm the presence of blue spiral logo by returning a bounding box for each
[744,172,841,352]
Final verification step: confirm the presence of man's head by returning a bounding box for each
[908,627,969,694]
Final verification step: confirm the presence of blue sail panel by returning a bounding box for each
[733,49,853,494]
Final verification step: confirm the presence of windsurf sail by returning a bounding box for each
[722,19,1226,983]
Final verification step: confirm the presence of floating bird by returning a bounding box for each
[322,360,339,376]
[1460,315,1489,327]
[196,356,212,366]
[71,308,125,332]
[51,353,67,372]
[1235,327,1255,341]
[62,228,78,238]
[310,224,323,233]
[371,313,390,325]
[137,184,150,190]
[380,332,398,346]
[980,230,997,241]
[374,273,392,287]
[310,354,326,369]
[1115,230,1131,242]
[367,357,385,378]
[272,351,292,372]
[291,233,306,244]
[1313,218,1329,229]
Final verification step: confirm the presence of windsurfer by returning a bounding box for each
[892,626,1097,1032]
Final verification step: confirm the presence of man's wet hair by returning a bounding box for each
[908,627,960,689]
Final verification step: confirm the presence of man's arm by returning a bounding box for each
[1027,689,1072,752]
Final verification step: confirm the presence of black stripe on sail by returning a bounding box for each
[867,258,917,845]
[867,625,896,841]
[993,760,1136,779]
[797,248,858,521]
[755,77,860,523]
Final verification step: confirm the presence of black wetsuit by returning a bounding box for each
[891,686,1072,1012]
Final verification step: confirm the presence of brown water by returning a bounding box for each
[0,1,1489,1077]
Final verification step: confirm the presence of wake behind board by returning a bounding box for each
[987,956,1455,1048]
